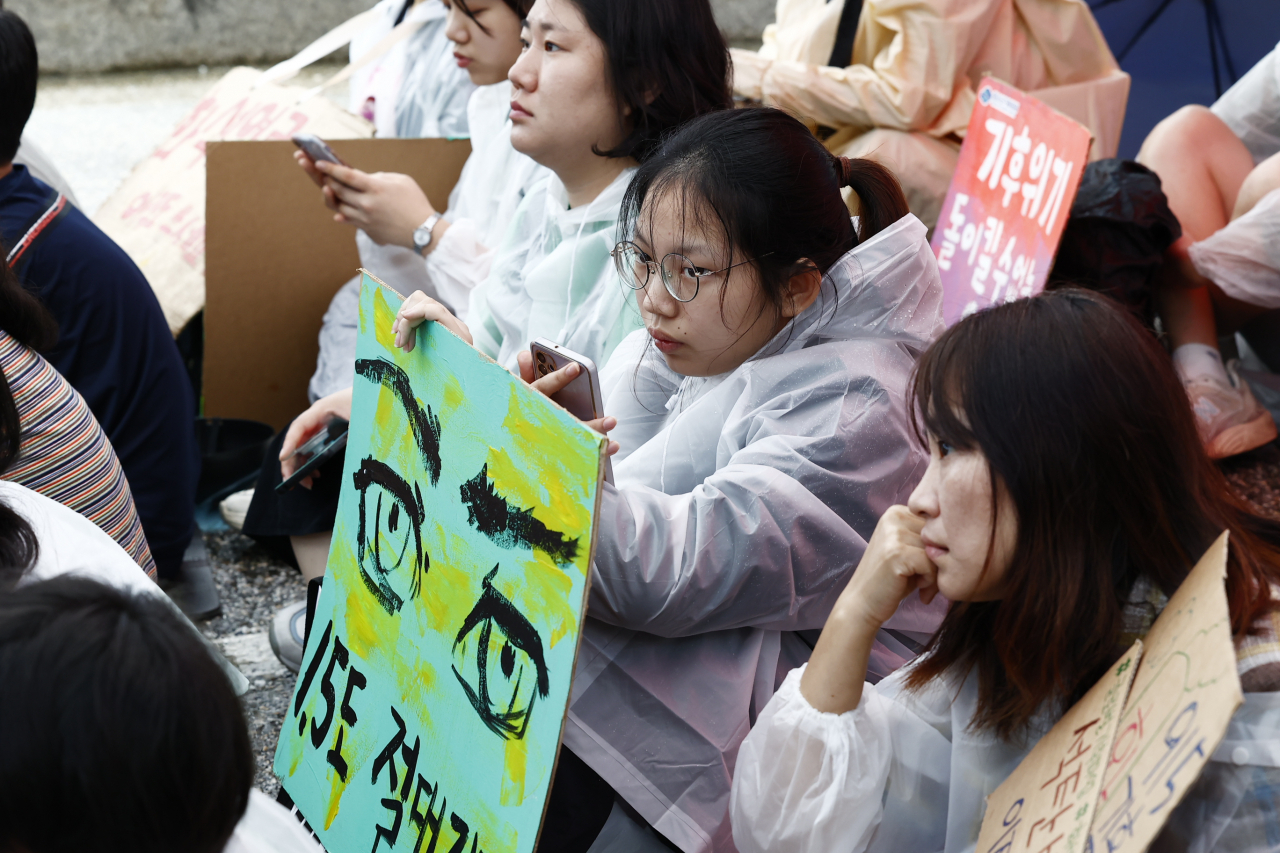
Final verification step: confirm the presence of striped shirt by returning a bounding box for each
[0,329,156,577]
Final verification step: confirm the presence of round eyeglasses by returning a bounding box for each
[610,241,762,303]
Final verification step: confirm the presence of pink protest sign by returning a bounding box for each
[933,78,1092,325]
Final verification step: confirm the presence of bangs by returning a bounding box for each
[624,151,743,273]
[910,326,981,454]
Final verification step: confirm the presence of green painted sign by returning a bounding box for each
[275,273,606,853]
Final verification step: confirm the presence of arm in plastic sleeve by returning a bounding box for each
[589,380,918,637]
[1211,42,1280,165]
[1188,189,1280,310]
[731,665,952,853]
[731,0,999,133]
[423,217,494,323]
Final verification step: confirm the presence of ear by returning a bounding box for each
[780,265,822,319]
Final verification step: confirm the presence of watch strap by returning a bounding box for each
[413,212,443,253]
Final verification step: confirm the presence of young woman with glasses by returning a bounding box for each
[506,106,948,851]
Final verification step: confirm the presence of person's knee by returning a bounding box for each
[1138,105,1231,165]
[1233,152,1280,219]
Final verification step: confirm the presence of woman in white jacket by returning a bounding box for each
[731,289,1280,853]
[303,0,542,401]
[485,107,946,852]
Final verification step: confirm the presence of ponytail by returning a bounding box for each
[832,155,910,244]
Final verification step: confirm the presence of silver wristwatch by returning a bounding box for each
[412,212,443,255]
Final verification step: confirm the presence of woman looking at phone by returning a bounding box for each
[504,107,946,852]
[729,289,1280,853]
[302,0,547,402]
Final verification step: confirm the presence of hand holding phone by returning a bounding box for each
[528,339,615,484]
[276,417,349,493]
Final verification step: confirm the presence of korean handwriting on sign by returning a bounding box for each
[984,718,1102,853]
[975,119,1075,234]
[291,620,495,853]
[370,706,488,853]
[936,195,1037,305]
[1094,701,1207,852]
[935,116,1077,316]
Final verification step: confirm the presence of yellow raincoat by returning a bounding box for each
[732,0,1129,228]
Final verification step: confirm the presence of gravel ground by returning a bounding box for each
[198,530,307,796]
[1221,442,1280,520]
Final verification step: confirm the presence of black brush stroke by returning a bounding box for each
[355,357,442,486]
[459,464,579,565]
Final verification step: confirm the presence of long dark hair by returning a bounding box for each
[451,0,534,33]
[567,0,732,163]
[0,8,37,165]
[619,107,909,320]
[0,257,57,584]
[906,289,1280,738]
[0,577,254,853]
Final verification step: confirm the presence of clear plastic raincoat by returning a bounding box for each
[730,634,1280,852]
[347,0,473,139]
[466,167,643,372]
[1189,41,1280,311]
[309,0,482,400]
[350,0,476,308]
[562,214,949,853]
[729,0,1127,228]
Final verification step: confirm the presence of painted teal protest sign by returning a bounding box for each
[275,272,606,853]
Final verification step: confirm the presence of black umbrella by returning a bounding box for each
[1086,0,1280,157]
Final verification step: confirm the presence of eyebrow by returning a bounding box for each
[521,16,563,34]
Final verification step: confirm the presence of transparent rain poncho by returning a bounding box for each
[1189,41,1280,311]
[731,629,1280,852]
[351,0,476,304]
[563,214,950,853]
[423,83,551,315]
[466,167,644,372]
[309,0,481,400]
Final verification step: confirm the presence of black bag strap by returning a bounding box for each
[828,0,865,68]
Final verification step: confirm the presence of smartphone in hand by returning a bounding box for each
[276,417,350,493]
[292,132,348,167]
[529,338,614,484]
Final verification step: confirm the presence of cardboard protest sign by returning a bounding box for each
[274,273,607,853]
[93,66,372,335]
[1089,532,1241,851]
[203,138,470,431]
[976,533,1243,852]
[975,642,1141,853]
[932,78,1092,325]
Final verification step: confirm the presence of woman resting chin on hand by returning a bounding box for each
[731,289,1280,853]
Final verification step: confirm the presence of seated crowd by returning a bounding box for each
[0,0,1278,851]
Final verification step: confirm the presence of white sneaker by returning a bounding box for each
[270,600,308,673]
[1184,359,1278,458]
[219,488,254,531]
